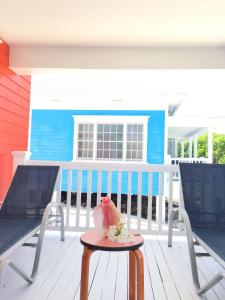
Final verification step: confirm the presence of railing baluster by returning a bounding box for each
[127,171,131,230]
[168,172,173,222]
[97,170,102,205]
[117,171,122,212]
[76,169,82,229]
[22,159,182,235]
[147,173,152,231]
[86,170,92,229]
[107,170,112,197]
[66,169,72,227]
[158,172,163,231]
[56,167,62,204]
[137,172,142,231]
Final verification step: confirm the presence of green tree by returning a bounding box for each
[195,133,225,163]
[213,133,225,163]
[177,133,225,163]
[197,134,208,158]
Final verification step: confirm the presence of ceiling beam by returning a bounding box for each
[10,46,225,74]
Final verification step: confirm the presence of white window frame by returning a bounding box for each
[73,115,149,162]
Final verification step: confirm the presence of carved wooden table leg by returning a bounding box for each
[129,251,136,300]
[134,249,144,300]
[80,247,94,300]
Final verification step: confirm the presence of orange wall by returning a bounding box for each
[0,39,31,203]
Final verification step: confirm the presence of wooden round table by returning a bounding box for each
[80,230,144,300]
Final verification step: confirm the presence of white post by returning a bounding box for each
[194,135,198,159]
[188,137,193,158]
[174,139,178,158]
[208,127,213,163]
[12,151,31,174]
[181,140,185,158]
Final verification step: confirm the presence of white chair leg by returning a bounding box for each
[0,259,9,287]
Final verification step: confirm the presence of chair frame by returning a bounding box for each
[168,180,225,295]
[0,167,65,286]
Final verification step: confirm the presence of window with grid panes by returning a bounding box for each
[126,124,143,160]
[97,124,123,159]
[74,117,146,161]
[77,123,94,159]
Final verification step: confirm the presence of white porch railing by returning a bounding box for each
[13,152,182,235]
[169,157,208,180]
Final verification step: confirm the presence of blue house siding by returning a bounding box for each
[30,110,165,195]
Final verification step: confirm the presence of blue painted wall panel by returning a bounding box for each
[30,110,165,195]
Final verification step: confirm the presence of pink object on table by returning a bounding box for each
[93,196,121,236]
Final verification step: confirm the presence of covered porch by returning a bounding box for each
[1,231,225,300]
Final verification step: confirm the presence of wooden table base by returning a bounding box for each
[80,247,144,300]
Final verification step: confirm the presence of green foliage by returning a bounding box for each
[197,134,208,158]
[213,133,225,163]
[177,133,225,164]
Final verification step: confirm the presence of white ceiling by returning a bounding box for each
[1,0,225,47]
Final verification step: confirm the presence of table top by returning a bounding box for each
[80,230,144,251]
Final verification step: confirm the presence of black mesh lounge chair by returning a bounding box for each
[168,163,225,295]
[0,165,64,285]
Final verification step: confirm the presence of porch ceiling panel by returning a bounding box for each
[168,127,208,139]
[1,0,225,71]
[1,0,225,47]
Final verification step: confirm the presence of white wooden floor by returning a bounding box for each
[1,231,225,300]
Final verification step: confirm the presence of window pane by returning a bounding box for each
[96,124,124,159]
[111,142,116,150]
[117,151,122,159]
[97,133,103,141]
[104,133,110,141]
[77,123,94,159]
[112,125,117,132]
[97,150,103,158]
[98,125,103,132]
[78,132,83,140]
[111,133,116,141]
[127,151,131,159]
[127,133,132,141]
[117,133,123,141]
[126,124,143,161]
[104,151,109,158]
[138,143,142,150]
[138,125,142,132]
[110,150,117,158]
[127,124,132,133]
[133,125,138,133]
[127,142,132,150]
[117,142,123,150]
[104,124,110,132]
[97,142,103,149]
[104,142,109,150]
[137,151,142,159]
[78,150,82,158]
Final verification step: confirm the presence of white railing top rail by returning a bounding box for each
[25,160,180,173]
[170,157,208,163]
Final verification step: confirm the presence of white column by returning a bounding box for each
[12,151,31,175]
[174,139,178,158]
[194,135,198,159]
[181,140,185,158]
[189,137,193,158]
[208,127,213,163]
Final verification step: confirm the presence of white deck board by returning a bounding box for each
[1,231,225,300]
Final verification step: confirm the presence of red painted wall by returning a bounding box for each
[0,39,31,203]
